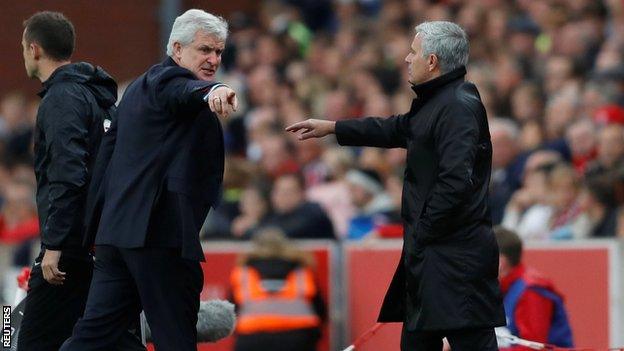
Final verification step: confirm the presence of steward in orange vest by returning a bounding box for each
[230,228,325,351]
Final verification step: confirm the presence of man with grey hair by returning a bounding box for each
[287,21,505,350]
[61,9,237,351]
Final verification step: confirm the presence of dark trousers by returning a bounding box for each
[17,252,93,351]
[401,327,498,351]
[60,246,203,351]
[17,250,145,351]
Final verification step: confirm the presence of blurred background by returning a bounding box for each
[1,0,624,350]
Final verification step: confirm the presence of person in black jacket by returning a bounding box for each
[287,21,505,351]
[60,9,237,351]
[18,12,143,351]
[260,173,335,240]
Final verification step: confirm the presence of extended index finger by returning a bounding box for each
[231,94,239,111]
[285,120,311,132]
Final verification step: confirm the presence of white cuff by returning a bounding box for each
[202,83,230,102]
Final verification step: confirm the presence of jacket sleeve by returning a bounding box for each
[155,68,223,114]
[83,108,117,247]
[417,102,480,239]
[335,115,408,148]
[40,86,91,250]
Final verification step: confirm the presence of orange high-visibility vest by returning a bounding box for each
[231,265,321,334]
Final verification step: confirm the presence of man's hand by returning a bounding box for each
[42,249,65,285]
[285,119,336,140]
[207,86,238,119]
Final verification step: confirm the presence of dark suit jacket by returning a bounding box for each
[335,67,505,331]
[85,57,224,261]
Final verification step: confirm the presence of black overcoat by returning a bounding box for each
[335,67,506,331]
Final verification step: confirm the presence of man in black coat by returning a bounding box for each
[287,21,505,350]
[18,11,143,351]
[60,9,238,351]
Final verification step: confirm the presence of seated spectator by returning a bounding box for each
[230,228,325,351]
[307,147,356,239]
[259,132,300,180]
[261,173,335,239]
[585,123,624,177]
[0,180,39,305]
[373,172,404,239]
[510,81,544,124]
[201,158,255,240]
[489,118,524,224]
[502,151,561,240]
[565,119,597,174]
[494,227,574,350]
[344,169,395,240]
[231,184,271,239]
[580,176,620,237]
[547,164,591,239]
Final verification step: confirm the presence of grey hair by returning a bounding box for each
[415,21,469,74]
[166,9,228,56]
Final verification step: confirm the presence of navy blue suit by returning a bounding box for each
[61,57,224,351]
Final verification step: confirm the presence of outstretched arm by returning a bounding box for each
[286,115,408,148]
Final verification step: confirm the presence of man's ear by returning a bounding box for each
[173,42,183,58]
[428,54,439,72]
[30,42,41,60]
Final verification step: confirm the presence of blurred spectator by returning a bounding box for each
[579,175,621,238]
[510,81,544,124]
[344,169,395,240]
[202,158,256,240]
[495,227,574,350]
[0,92,34,165]
[230,228,325,351]
[307,147,356,239]
[258,132,301,180]
[489,118,523,224]
[547,164,591,239]
[372,172,404,239]
[261,173,335,239]
[542,91,576,158]
[565,119,597,174]
[502,151,561,240]
[585,123,624,177]
[231,184,271,239]
[0,179,38,305]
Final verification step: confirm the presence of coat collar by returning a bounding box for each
[38,63,73,97]
[163,56,178,67]
[410,66,467,100]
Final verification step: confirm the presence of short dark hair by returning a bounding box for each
[493,226,523,267]
[23,11,75,61]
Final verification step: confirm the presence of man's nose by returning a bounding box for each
[207,52,220,65]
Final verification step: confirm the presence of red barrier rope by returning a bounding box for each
[342,323,385,351]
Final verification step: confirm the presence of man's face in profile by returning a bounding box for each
[21,29,38,79]
[405,33,429,85]
[173,30,224,81]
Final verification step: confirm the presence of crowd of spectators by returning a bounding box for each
[203,0,624,243]
[2,0,624,303]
